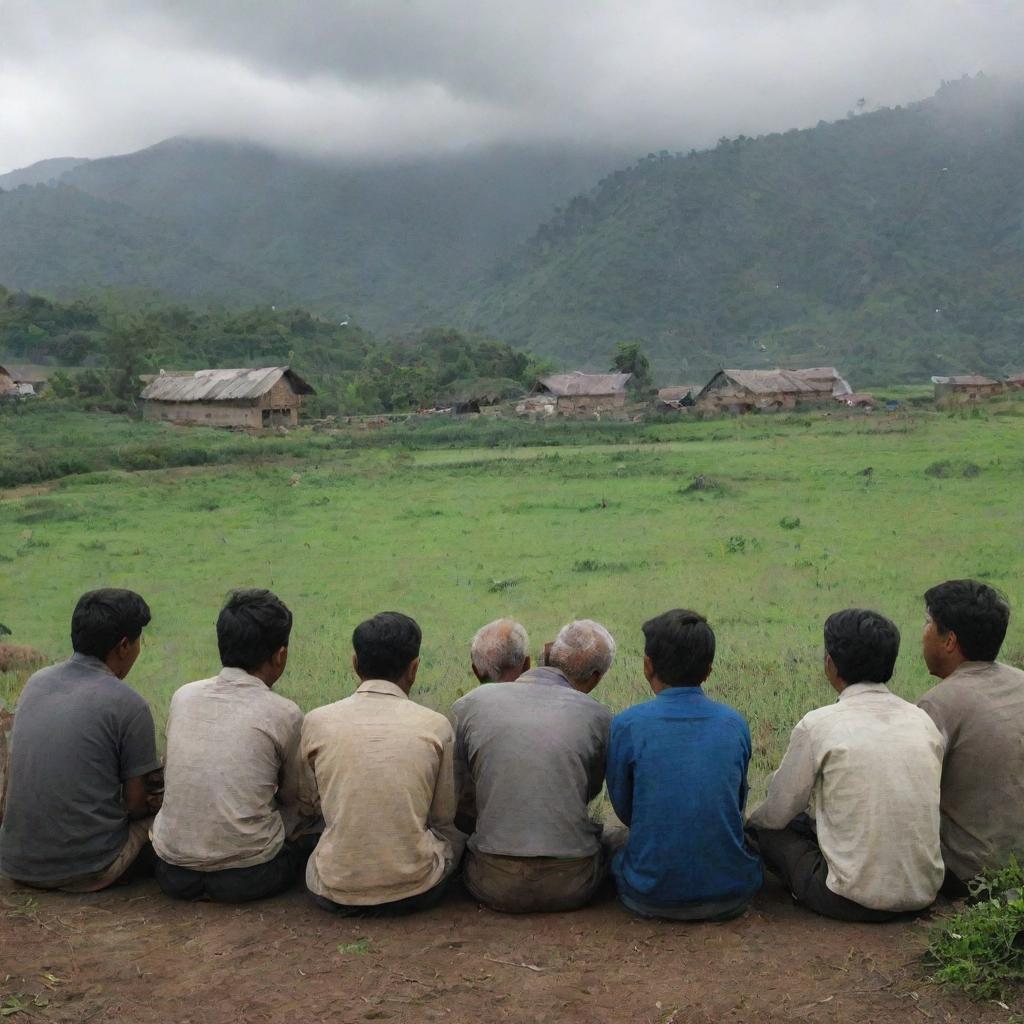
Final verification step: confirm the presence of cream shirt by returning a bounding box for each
[301,680,464,906]
[749,683,944,911]
[152,668,304,871]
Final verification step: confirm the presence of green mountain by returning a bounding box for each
[462,76,1024,381]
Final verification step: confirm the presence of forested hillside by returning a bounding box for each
[463,76,1024,381]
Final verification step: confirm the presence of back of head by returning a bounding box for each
[217,589,293,672]
[925,579,1010,662]
[471,618,529,682]
[642,608,715,686]
[824,608,900,684]
[353,611,422,682]
[548,619,616,687]
[71,588,151,660]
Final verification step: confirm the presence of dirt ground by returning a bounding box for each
[1,874,1018,1024]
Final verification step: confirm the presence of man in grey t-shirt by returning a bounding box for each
[452,619,616,913]
[0,589,160,891]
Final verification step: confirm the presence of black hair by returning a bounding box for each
[823,608,900,684]
[71,588,151,659]
[217,589,293,672]
[642,609,715,687]
[925,579,1010,662]
[352,611,422,682]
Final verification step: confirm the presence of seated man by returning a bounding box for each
[606,609,762,921]
[452,619,616,913]
[152,589,313,902]
[470,618,531,685]
[748,609,944,921]
[917,580,1024,893]
[0,589,161,891]
[302,612,464,915]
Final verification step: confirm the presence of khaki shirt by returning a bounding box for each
[301,680,464,906]
[151,668,304,871]
[918,661,1024,881]
[749,683,944,911]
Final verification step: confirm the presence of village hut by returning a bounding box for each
[931,375,1003,402]
[0,365,18,398]
[1005,373,1024,389]
[655,385,698,411]
[695,369,845,413]
[787,367,854,398]
[140,366,315,429]
[528,372,631,417]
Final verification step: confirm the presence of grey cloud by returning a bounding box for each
[2,0,1023,171]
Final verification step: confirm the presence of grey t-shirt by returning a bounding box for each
[451,666,612,859]
[0,653,160,883]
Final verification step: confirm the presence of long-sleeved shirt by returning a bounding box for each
[606,686,762,906]
[301,679,464,905]
[451,666,611,858]
[749,683,944,911]
[918,660,1024,881]
[151,668,305,871]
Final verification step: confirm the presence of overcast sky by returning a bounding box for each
[2,0,1021,173]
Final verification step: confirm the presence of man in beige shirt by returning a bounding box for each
[302,612,464,916]
[918,579,1024,893]
[748,609,944,921]
[152,589,315,902]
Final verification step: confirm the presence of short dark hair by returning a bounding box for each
[642,609,715,687]
[217,589,293,672]
[824,609,900,684]
[71,588,151,659]
[352,612,422,682]
[925,579,1010,662]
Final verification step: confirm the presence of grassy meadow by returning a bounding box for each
[2,403,1023,798]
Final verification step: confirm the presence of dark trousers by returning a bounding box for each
[940,868,970,898]
[311,872,453,917]
[156,836,316,903]
[751,816,908,923]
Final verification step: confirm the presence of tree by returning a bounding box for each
[610,342,653,396]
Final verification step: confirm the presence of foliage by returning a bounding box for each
[610,342,653,396]
[927,857,1024,1001]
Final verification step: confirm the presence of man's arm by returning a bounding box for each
[123,775,150,820]
[747,720,817,830]
[604,718,634,827]
[428,725,466,859]
[119,702,162,819]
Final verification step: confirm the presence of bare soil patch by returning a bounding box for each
[1,874,1017,1023]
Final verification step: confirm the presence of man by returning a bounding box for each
[918,579,1024,893]
[470,618,530,684]
[152,589,314,902]
[452,619,616,913]
[302,612,464,915]
[748,609,944,921]
[606,609,762,921]
[0,589,161,891]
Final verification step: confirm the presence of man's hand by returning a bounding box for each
[144,768,165,814]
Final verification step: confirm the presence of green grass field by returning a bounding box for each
[2,404,1022,797]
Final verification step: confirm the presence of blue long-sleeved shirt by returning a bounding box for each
[606,686,762,906]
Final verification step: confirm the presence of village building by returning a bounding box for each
[931,375,1003,402]
[655,385,699,411]
[694,368,853,413]
[1005,373,1024,389]
[140,366,315,429]
[520,372,632,417]
[0,365,17,397]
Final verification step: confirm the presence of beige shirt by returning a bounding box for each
[152,668,304,871]
[749,683,944,911]
[301,680,464,906]
[918,660,1024,881]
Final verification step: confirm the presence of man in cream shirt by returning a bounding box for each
[748,608,944,921]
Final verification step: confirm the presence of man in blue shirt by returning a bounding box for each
[606,609,762,920]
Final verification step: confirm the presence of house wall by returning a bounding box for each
[696,384,797,413]
[143,401,261,428]
[553,393,626,416]
[936,382,1003,402]
[257,377,302,426]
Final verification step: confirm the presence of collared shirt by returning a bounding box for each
[451,665,611,858]
[918,660,1024,881]
[0,653,160,883]
[151,667,305,871]
[749,683,944,911]
[606,686,762,906]
[301,679,463,906]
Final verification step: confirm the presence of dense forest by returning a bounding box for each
[1,76,1022,383]
[0,286,544,414]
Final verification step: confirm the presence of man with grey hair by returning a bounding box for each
[451,619,616,913]
[470,619,531,684]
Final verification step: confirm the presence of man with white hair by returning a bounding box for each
[451,619,616,913]
[470,619,531,684]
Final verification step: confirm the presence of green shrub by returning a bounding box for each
[779,516,801,530]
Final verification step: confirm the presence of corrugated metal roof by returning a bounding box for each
[535,372,631,397]
[140,366,315,402]
[717,369,821,395]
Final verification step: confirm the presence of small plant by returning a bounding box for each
[337,937,372,956]
[927,857,1024,1001]
[962,463,981,478]
[778,516,801,530]
[925,460,952,478]
[487,578,519,592]
[726,535,747,554]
